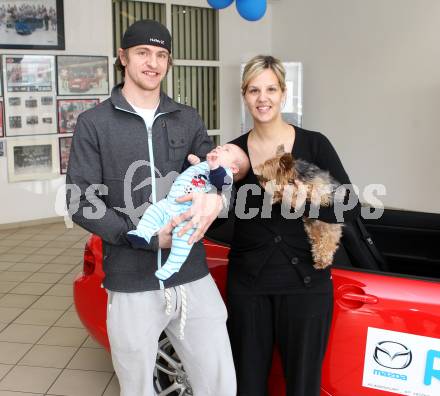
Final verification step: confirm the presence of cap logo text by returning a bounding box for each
[149,38,165,45]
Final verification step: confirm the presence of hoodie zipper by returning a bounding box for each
[115,106,169,290]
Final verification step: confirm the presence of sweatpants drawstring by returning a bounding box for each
[179,285,187,340]
[164,288,172,315]
[163,285,187,340]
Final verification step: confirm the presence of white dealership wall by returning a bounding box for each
[2,0,439,226]
[0,0,272,226]
[270,0,440,213]
[0,0,113,226]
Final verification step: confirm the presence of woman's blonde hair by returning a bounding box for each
[241,55,286,95]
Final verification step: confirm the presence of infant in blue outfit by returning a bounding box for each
[127,144,249,281]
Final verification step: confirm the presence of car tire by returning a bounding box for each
[154,335,193,396]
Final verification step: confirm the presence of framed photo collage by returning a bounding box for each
[0,53,109,182]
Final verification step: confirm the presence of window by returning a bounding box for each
[171,5,218,61]
[171,5,219,130]
[112,0,166,88]
[113,0,166,57]
[173,65,219,129]
[112,1,220,133]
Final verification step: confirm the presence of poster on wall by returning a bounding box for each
[57,56,109,96]
[7,136,59,182]
[57,99,99,133]
[3,55,57,136]
[59,135,71,174]
[4,54,54,93]
[240,62,303,134]
[0,0,65,50]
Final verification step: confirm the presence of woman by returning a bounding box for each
[226,55,360,396]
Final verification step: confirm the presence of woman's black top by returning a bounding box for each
[227,126,360,295]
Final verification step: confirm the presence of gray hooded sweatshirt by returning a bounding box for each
[66,84,213,292]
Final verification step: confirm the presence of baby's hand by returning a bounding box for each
[207,151,220,169]
[187,154,201,165]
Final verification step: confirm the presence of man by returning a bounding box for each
[66,19,236,396]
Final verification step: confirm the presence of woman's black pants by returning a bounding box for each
[227,291,333,396]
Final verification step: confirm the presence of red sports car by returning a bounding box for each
[68,75,100,93]
[74,208,440,396]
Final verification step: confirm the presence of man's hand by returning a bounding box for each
[187,154,201,165]
[206,150,220,169]
[158,222,173,249]
[171,192,223,244]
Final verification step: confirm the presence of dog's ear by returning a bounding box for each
[279,153,293,172]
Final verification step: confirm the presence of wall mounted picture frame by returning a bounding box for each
[59,135,71,174]
[0,0,65,50]
[57,98,99,133]
[7,135,59,182]
[4,91,57,136]
[2,55,57,136]
[0,140,5,157]
[4,54,55,93]
[57,55,109,96]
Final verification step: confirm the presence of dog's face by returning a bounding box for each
[255,152,339,208]
[255,153,297,203]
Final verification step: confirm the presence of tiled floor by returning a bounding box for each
[0,222,120,396]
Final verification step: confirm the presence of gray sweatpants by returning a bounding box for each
[106,274,236,396]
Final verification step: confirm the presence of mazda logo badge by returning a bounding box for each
[373,341,412,369]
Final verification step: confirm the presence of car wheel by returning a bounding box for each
[154,336,193,396]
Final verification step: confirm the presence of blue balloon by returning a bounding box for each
[236,0,267,21]
[207,0,234,10]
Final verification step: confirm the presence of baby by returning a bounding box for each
[127,143,249,281]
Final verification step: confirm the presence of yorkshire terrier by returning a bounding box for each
[255,149,342,269]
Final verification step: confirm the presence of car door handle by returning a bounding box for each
[341,292,378,304]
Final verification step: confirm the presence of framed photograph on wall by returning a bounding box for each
[59,135,71,174]
[57,56,109,96]
[57,98,99,133]
[3,55,57,136]
[4,92,57,136]
[0,0,65,50]
[4,54,55,93]
[7,136,59,182]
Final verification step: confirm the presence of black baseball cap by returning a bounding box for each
[121,19,172,53]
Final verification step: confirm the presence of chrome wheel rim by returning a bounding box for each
[154,337,193,396]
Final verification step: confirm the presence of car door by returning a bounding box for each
[321,209,440,396]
